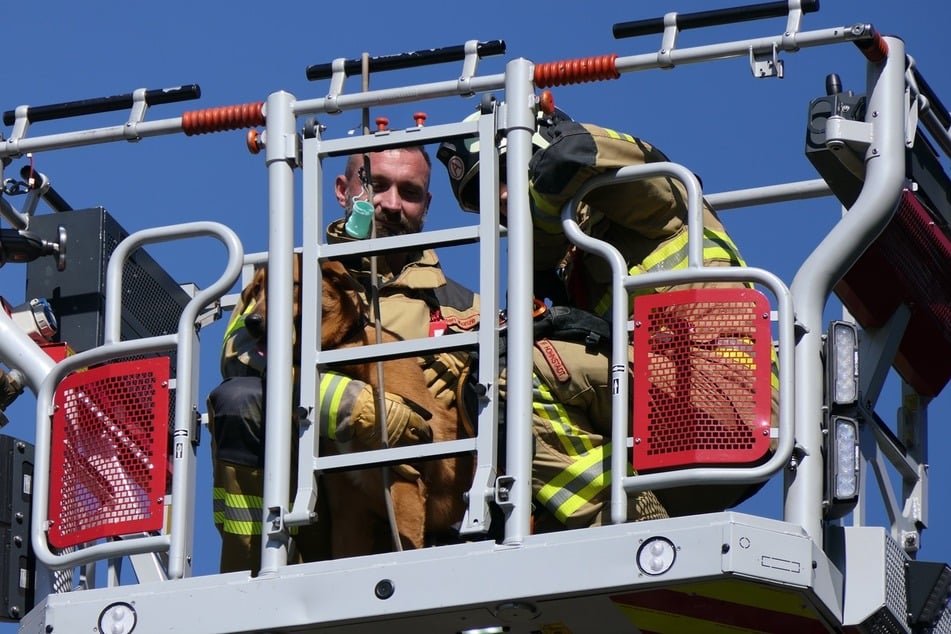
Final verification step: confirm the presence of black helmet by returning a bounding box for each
[437,107,571,213]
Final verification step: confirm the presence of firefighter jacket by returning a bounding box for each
[528,121,779,516]
[321,218,481,420]
[499,335,668,530]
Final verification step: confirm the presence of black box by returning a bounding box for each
[24,208,191,355]
[0,435,34,621]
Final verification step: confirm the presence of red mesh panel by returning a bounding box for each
[835,189,951,396]
[632,288,773,472]
[49,357,170,549]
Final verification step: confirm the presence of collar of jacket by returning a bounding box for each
[325,218,447,290]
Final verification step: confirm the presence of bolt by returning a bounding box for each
[375,579,395,600]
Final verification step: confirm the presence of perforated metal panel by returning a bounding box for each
[48,357,170,549]
[632,288,773,472]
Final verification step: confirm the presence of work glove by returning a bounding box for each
[421,351,472,407]
[351,385,434,449]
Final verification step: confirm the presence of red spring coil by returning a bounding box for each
[181,102,265,136]
[854,28,889,64]
[534,54,620,89]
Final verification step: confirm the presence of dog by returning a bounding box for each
[318,260,474,556]
[240,257,474,557]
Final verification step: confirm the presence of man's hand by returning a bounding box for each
[351,387,434,448]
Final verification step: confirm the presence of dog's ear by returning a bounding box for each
[241,266,268,308]
[321,260,369,349]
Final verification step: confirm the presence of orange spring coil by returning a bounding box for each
[181,102,265,136]
[854,28,889,64]
[534,54,619,89]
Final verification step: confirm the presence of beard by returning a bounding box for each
[374,214,424,238]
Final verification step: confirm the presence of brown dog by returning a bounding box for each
[240,257,473,557]
[318,260,473,557]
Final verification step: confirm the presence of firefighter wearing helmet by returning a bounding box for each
[438,104,779,518]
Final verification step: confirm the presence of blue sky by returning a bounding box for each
[0,0,947,627]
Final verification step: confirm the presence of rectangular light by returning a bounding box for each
[832,416,859,499]
[828,320,859,406]
[825,415,860,519]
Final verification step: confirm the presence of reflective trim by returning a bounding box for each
[537,443,612,523]
[593,227,748,317]
[216,489,264,536]
[220,299,257,356]
[318,372,350,440]
[533,376,594,456]
[532,375,611,523]
[212,486,226,528]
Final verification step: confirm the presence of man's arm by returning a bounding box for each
[528,121,691,267]
[319,370,433,447]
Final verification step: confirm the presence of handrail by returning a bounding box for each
[31,221,243,575]
[561,162,794,524]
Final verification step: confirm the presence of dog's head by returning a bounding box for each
[241,253,303,346]
[238,256,368,355]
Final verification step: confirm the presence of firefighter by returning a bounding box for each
[437,107,778,518]
[208,144,479,573]
[510,306,668,530]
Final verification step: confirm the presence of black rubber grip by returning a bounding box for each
[305,40,506,81]
[613,0,820,39]
[3,84,202,127]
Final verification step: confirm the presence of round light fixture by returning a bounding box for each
[637,536,677,576]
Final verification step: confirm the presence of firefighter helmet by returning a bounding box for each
[437,107,570,213]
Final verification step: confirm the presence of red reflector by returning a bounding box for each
[48,357,170,549]
[632,288,773,472]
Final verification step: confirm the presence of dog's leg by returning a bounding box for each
[390,477,427,550]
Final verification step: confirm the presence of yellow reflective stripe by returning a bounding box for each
[220,299,257,354]
[318,372,350,440]
[212,486,226,528]
[592,228,749,317]
[533,376,594,455]
[533,374,613,522]
[219,490,263,536]
[529,188,563,233]
[600,127,637,144]
[537,444,611,522]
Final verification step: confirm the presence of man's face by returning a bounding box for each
[335,148,432,237]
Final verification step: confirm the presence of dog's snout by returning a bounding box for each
[245,313,266,341]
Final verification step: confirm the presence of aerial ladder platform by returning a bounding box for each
[0,1,945,632]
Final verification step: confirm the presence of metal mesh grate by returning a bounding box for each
[632,288,773,472]
[48,357,170,549]
[877,536,911,634]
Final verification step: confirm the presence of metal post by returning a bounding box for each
[501,58,536,544]
[787,36,906,544]
[260,90,298,575]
